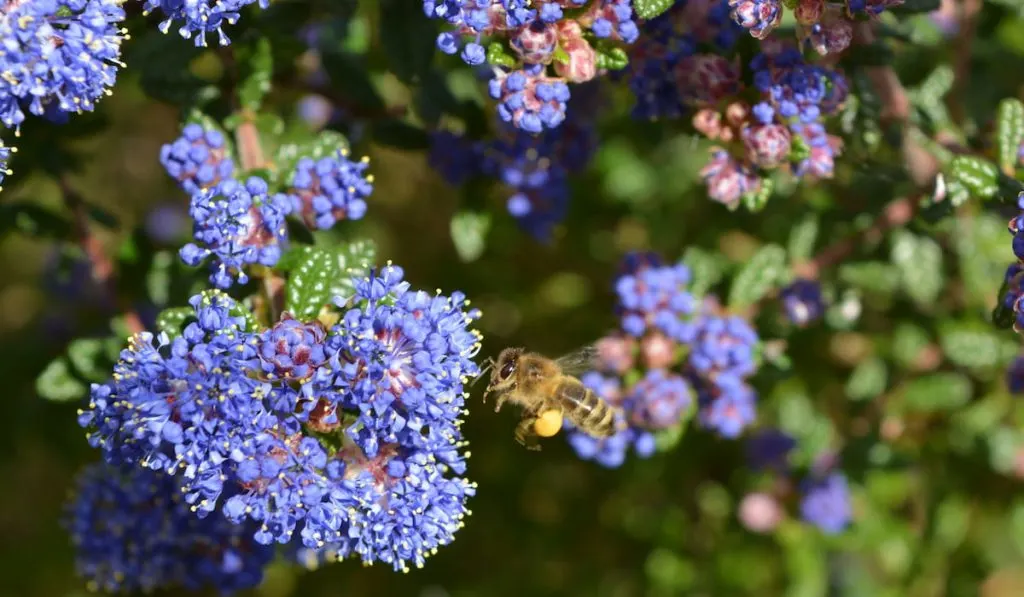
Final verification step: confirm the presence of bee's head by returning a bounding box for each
[485,347,523,395]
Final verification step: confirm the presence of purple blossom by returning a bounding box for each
[800,472,853,534]
[180,177,293,288]
[288,150,373,230]
[780,278,825,326]
[160,123,236,195]
[0,0,127,130]
[142,0,269,47]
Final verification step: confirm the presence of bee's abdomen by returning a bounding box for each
[555,377,616,438]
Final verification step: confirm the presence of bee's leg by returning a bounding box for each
[493,393,508,413]
[515,417,542,451]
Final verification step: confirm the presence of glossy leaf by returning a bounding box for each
[237,37,273,112]
[286,247,340,320]
[36,357,87,402]
[450,211,491,262]
[997,98,1024,174]
[728,244,786,309]
[633,0,676,20]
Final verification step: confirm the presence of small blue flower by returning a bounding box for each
[142,0,268,47]
[1007,354,1024,395]
[626,369,693,429]
[65,463,273,595]
[696,375,757,438]
[0,0,127,130]
[780,278,825,326]
[800,472,852,534]
[288,150,373,230]
[429,131,483,187]
[489,65,571,134]
[614,263,696,341]
[745,428,796,472]
[180,177,293,288]
[160,123,236,195]
[257,315,329,382]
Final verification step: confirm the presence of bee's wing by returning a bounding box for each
[553,344,600,376]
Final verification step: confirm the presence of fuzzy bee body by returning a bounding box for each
[483,346,622,450]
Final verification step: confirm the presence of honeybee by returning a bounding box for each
[482,345,624,450]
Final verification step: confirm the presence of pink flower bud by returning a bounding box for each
[554,37,597,83]
[794,0,824,25]
[597,335,635,374]
[675,54,742,108]
[641,332,677,370]
[742,124,792,169]
[739,492,783,533]
[692,109,724,139]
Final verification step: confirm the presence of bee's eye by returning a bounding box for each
[499,361,515,380]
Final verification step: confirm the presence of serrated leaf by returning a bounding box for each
[681,247,726,298]
[237,37,273,112]
[594,46,628,71]
[846,357,887,401]
[891,231,944,307]
[787,215,819,262]
[379,0,437,83]
[157,307,195,340]
[450,211,490,262]
[286,247,340,320]
[998,98,1024,174]
[632,0,675,20]
[276,130,350,183]
[902,373,971,412]
[949,155,999,200]
[36,357,87,402]
[727,244,786,309]
[938,322,1011,371]
[331,239,377,304]
[67,338,110,383]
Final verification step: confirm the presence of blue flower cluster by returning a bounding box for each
[743,430,853,533]
[0,141,12,190]
[0,0,127,131]
[424,0,639,131]
[1001,193,1024,333]
[288,150,373,229]
[623,0,741,120]
[799,472,852,534]
[429,84,600,241]
[65,462,274,594]
[728,0,901,55]
[142,0,269,47]
[180,177,292,288]
[160,124,237,195]
[80,266,483,573]
[162,123,374,288]
[563,252,763,468]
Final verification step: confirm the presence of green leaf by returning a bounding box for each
[632,0,675,20]
[846,357,888,401]
[938,321,1015,371]
[681,247,726,297]
[370,120,431,150]
[890,231,944,307]
[787,214,819,262]
[486,42,518,69]
[450,211,491,263]
[275,130,351,183]
[727,244,786,309]
[997,98,1024,174]
[331,239,377,304]
[286,247,341,320]
[594,45,628,71]
[237,37,273,112]
[36,357,87,402]
[66,338,110,383]
[156,307,195,341]
[379,0,437,83]
[949,155,999,200]
[653,423,687,452]
[891,323,931,369]
[901,373,972,413]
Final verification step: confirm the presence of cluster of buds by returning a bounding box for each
[727,0,904,55]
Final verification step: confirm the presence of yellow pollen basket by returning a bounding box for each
[534,409,563,437]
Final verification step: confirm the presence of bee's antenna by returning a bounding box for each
[471,360,493,388]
